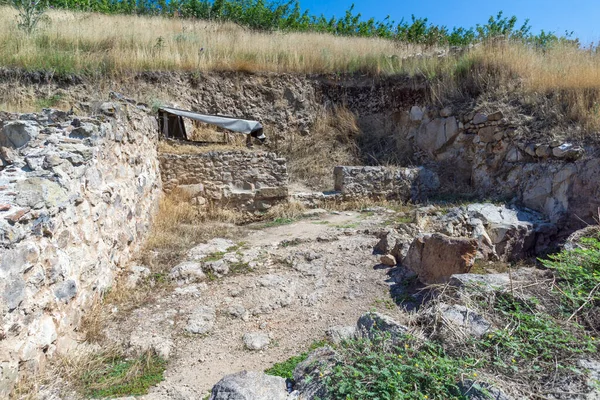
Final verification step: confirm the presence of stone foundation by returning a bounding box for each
[0,103,161,395]
[160,151,289,212]
[333,166,440,201]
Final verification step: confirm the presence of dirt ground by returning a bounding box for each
[96,209,405,399]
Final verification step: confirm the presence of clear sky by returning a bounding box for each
[300,0,598,44]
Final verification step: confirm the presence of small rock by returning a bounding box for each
[54,280,77,302]
[357,312,408,340]
[458,380,512,400]
[326,326,356,344]
[228,305,249,321]
[0,204,11,211]
[5,207,30,224]
[186,306,215,335]
[210,371,289,400]
[472,113,488,125]
[535,144,551,158]
[437,303,491,338]
[170,261,206,283]
[380,254,397,266]
[487,111,503,121]
[409,106,424,121]
[552,143,584,160]
[449,273,511,291]
[478,126,496,143]
[243,332,270,350]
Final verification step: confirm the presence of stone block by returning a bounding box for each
[403,233,478,284]
[0,121,39,148]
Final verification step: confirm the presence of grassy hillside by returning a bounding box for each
[2,7,600,132]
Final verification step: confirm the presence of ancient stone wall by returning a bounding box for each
[0,103,161,395]
[160,151,289,212]
[407,106,599,231]
[333,166,440,201]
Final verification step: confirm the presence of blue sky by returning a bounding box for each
[300,0,598,44]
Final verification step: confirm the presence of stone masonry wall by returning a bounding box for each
[160,151,289,212]
[407,106,599,231]
[0,103,161,395]
[333,166,440,201]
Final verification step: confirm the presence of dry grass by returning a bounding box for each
[274,105,361,189]
[0,7,435,75]
[142,189,243,266]
[263,200,306,220]
[8,377,41,400]
[430,42,600,133]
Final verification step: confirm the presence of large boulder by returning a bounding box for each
[404,233,478,284]
[465,203,548,261]
[209,371,289,400]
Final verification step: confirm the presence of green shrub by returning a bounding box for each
[9,0,49,34]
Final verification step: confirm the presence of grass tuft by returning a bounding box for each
[56,349,166,398]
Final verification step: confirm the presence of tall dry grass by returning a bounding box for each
[425,42,600,133]
[274,105,361,189]
[0,7,433,75]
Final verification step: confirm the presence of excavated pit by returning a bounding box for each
[1,71,599,397]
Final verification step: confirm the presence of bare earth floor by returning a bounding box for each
[99,210,404,398]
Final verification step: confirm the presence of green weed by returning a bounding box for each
[477,293,596,378]
[542,237,600,316]
[36,94,63,109]
[79,352,166,398]
[259,217,296,228]
[229,261,253,275]
[202,251,226,262]
[265,340,329,380]
[324,333,475,399]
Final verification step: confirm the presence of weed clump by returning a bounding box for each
[56,350,166,398]
[323,334,474,400]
